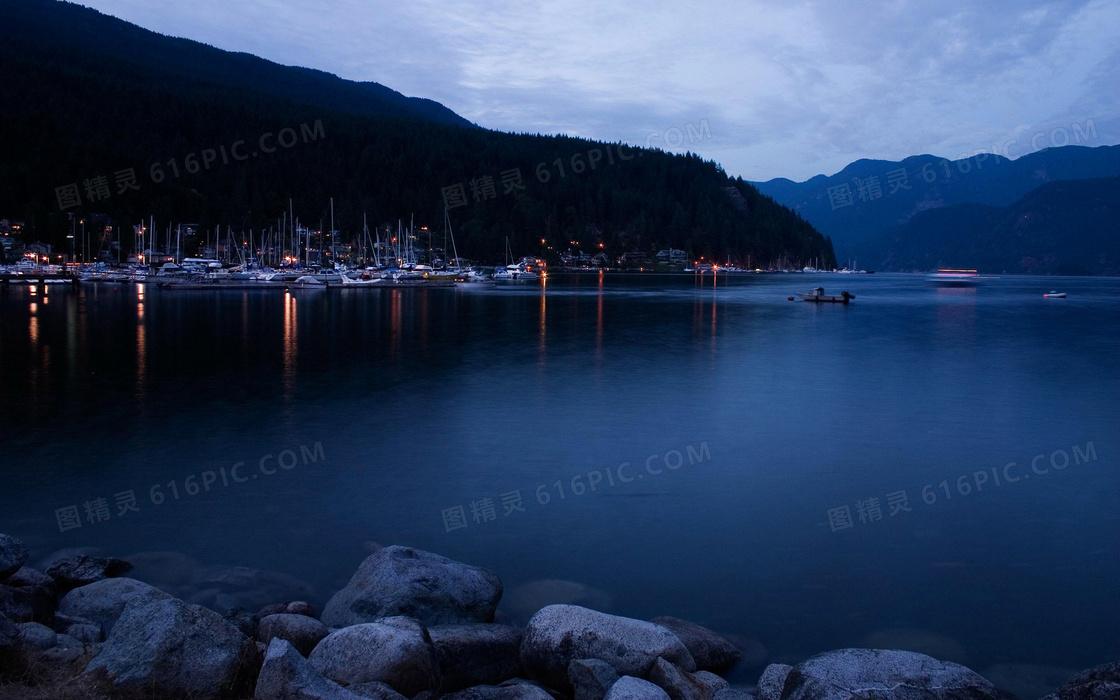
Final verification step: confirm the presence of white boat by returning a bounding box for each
[927,269,981,287]
[1043,291,1066,298]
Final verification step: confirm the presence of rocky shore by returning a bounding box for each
[0,533,1116,699]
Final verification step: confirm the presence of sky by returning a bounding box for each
[79,0,1120,181]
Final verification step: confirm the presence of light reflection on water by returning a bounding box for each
[0,273,1117,677]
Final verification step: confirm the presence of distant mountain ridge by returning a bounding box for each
[850,176,1120,276]
[753,145,1120,257]
[3,0,473,128]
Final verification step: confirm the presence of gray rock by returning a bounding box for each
[322,546,502,628]
[58,577,170,634]
[651,618,742,672]
[55,632,86,649]
[0,583,46,623]
[308,616,436,696]
[259,613,330,657]
[85,596,253,698]
[255,638,369,700]
[606,676,672,700]
[16,621,58,649]
[505,579,614,624]
[520,605,695,690]
[781,648,1002,700]
[66,623,103,644]
[42,644,90,664]
[1040,661,1120,700]
[0,534,29,581]
[570,658,621,700]
[288,600,318,617]
[46,555,133,590]
[646,657,715,700]
[694,672,730,695]
[430,623,523,692]
[756,663,791,700]
[348,681,409,700]
[443,683,554,700]
[6,566,56,592]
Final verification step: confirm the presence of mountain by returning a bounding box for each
[1,0,473,129]
[0,0,834,268]
[849,176,1120,276]
[753,145,1120,260]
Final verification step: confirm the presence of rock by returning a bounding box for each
[606,676,672,700]
[756,663,791,700]
[0,534,29,581]
[6,566,56,592]
[85,596,253,698]
[694,672,730,695]
[505,579,614,623]
[35,547,101,571]
[227,606,260,638]
[322,546,502,628]
[651,617,742,672]
[570,658,621,700]
[1041,661,1120,700]
[348,681,409,700]
[59,577,170,634]
[259,613,330,657]
[780,648,1002,700]
[308,616,436,696]
[861,629,969,664]
[46,555,133,590]
[981,663,1079,700]
[288,601,318,617]
[50,614,104,643]
[255,638,369,700]
[16,621,58,649]
[443,683,554,700]
[646,657,716,700]
[429,623,523,692]
[259,602,290,619]
[521,605,695,691]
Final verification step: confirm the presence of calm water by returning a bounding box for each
[1,273,1118,678]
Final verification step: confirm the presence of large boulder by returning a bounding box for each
[651,617,741,672]
[645,657,716,700]
[430,623,523,692]
[59,577,170,634]
[570,658,620,700]
[259,613,330,657]
[308,616,436,696]
[756,663,792,700]
[46,555,133,590]
[322,546,502,628]
[255,638,369,700]
[85,596,254,698]
[1041,661,1120,700]
[780,648,1002,700]
[606,676,672,700]
[521,605,695,691]
[0,534,29,581]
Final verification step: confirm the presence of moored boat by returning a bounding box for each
[797,287,854,304]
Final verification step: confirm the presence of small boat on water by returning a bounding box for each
[1044,291,1067,298]
[927,269,981,286]
[797,287,854,304]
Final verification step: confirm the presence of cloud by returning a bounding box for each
[79,0,1120,180]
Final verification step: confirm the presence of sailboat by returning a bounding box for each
[493,237,539,281]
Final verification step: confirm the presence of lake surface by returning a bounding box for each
[1,273,1118,679]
